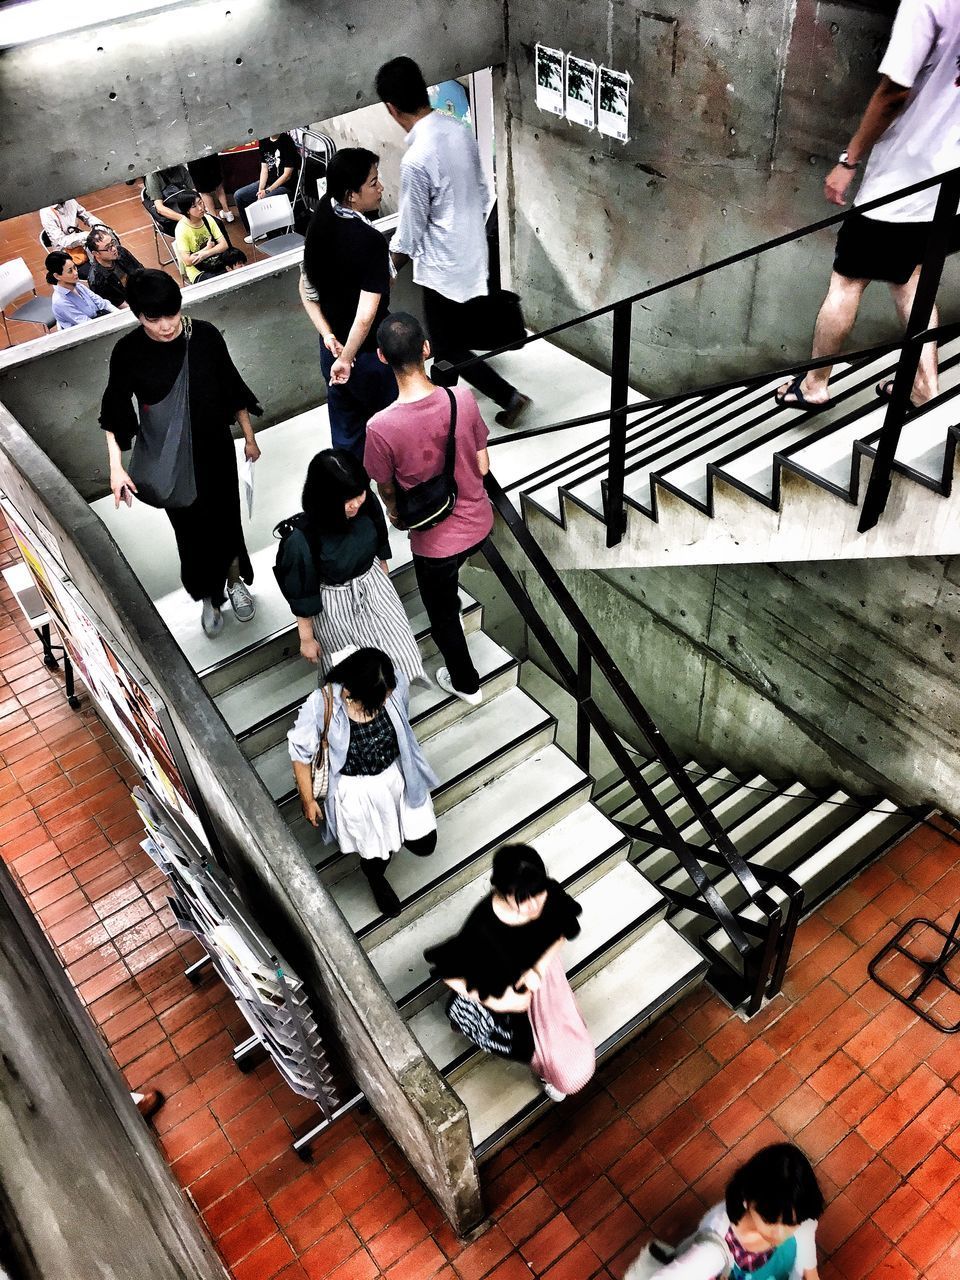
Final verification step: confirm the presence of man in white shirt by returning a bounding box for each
[776,0,960,412]
[39,197,99,252]
[376,56,531,428]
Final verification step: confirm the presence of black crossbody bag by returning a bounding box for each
[394,388,458,531]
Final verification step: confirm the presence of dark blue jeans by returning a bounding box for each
[319,343,398,458]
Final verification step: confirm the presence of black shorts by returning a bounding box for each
[834,209,960,285]
[833,211,930,285]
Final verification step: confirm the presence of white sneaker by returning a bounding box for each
[226,580,256,621]
[243,234,253,244]
[542,1081,567,1102]
[201,599,223,636]
[436,667,482,707]
[221,210,235,223]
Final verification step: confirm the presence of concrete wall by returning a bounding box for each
[0,250,425,504]
[0,861,228,1280]
[0,409,483,1235]
[523,558,960,813]
[499,0,960,392]
[0,1,504,219]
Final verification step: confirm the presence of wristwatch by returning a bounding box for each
[838,151,860,170]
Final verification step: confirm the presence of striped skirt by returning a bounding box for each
[312,562,424,683]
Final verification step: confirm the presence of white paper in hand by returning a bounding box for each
[240,456,255,519]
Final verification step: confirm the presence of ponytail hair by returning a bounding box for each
[303,147,379,292]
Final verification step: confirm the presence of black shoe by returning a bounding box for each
[495,392,531,428]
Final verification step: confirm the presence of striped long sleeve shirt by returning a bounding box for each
[393,111,490,304]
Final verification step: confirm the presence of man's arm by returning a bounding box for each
[268,166,295,194]
[392,161,432,264]
[825,75,911,206]
[376,479,400,526]
[476,448,490,477]
[155,196,186,223]
[256,162,270,198]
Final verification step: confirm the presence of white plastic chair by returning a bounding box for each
[0,258,55,345]
[245,193,305,258]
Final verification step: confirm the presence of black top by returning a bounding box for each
[302,503,391,595]
[424,882,582,1001]
[87,246,145,308]
[342,707,400,777]
[303,213,391,351]
[99,319,260,452]
[259,134,300,184]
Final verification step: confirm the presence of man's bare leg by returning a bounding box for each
[887,265,939,404]
[777,272,869,405]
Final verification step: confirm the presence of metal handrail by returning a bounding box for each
[466,163,960,542]
[483,473,787,1011]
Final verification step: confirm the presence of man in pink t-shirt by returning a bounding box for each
[364,312,493,705]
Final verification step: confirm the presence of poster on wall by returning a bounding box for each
[429,78,472,127]
[535,44,565,116]
[565,55,597,129]
[597,66,631,142]
[0,495,212,850]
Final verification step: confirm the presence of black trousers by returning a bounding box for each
[413,537,488,695]
[422,287,516,409]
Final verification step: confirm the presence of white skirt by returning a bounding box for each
[336,759,436,861]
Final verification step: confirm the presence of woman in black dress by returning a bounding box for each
[100,270,261,638]
[425,843,595,1101]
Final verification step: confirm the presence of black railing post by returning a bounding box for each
[605,301,632,548]
[859,173,960,532]
[576,637,591,772]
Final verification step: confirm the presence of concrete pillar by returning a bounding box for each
[0,861,229,1280]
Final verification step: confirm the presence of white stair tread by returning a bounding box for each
[368,807,639,1002]
[214,602,490,739]
[889,386,960,480]
[452,920,703,1148]
[329,746,588,932]
[705,799,907,960]
[251,680,546,803]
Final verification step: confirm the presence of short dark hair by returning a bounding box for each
[326,647,396,717]
[44,251,72,284]
[725,1143,824,1227]
[125,269,182,319]
[377,312,425,370]
[301,449,373,534]
[490,844,548,905]
[174,189,202,216]
[87,226,117,254]
[375,57,430,113]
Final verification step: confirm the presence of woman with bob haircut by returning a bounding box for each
[46,250,118,330]
[274,448,423,683]
[298,147,397,457]
[99,269,261,638]
[424,842,595,1102]
[287,645,437,917]
[627,1141,824,1279]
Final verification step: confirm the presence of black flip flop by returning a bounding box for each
[774,376,829,412]
[876,381,921,412]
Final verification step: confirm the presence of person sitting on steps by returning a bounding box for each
[287,646,438,918]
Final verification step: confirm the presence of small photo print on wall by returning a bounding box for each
[535,44,565,116]
[598,66,631,142]
[565,55,597,128]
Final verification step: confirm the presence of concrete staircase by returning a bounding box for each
[199,561,706,1156]
[509,338,960,568]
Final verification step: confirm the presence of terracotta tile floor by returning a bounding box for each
[2,515,960,1278]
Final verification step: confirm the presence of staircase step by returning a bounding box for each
[703,798,914,973]
[860,364,960,486]
[250,682,551,811]
[448,920,706,1155]
[212,590,482,735]
[327,745,592,943]
[613,766,742,838]
[367,803,636,1010]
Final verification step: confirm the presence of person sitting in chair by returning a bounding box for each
[46,251,118,330]
[172,192,246,283]
[86,227,145,309]
[234,132,300,237]
[142,165,195,234]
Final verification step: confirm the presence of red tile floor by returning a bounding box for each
[2,513,960,1278]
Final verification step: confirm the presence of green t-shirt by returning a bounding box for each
[174,216,219,283]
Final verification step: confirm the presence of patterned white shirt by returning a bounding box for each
[393,111,490,304]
